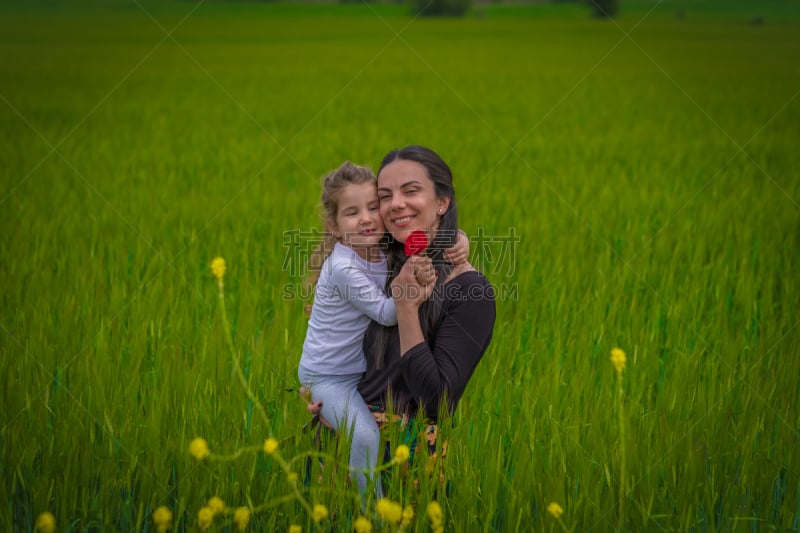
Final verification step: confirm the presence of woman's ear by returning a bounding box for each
[437,196,451,215]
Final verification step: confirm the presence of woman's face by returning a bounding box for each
[377,159,450,244]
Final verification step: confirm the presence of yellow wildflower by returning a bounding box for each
[547,502,564,519]
[354,516,373,533]
[312,504,329,523]
[233,507,251,531]
[152,505,173,532]
[426,500,443,523]
[401,505,415,527]
[386,503,403,524]
[289,526,302,533]
[610,347,626,373]
[211,257,226,280]
[208,496,225,516]
[376,498,403,524]
[286,471,299,483]
[394,444,411,463]
[197,506,214,530]
[35,512,56,533]
[263,437,279,455]
[189,437,210,460]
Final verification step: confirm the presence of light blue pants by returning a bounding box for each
[298,366,382,500]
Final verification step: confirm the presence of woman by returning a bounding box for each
[357,145,496,429]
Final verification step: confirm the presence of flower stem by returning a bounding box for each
[617,370,626,530]
[217,280,272,435]
[215,279,320,526]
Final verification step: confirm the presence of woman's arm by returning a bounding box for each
[391,257,435,354]
[400,274,496,415]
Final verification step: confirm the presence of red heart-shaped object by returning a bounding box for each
[404,230,428,256]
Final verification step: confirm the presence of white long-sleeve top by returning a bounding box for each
[299,242,397,376]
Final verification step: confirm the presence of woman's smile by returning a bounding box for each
[391,215,415,227]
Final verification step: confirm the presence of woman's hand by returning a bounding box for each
[413,256,436,286]
[392,256,435,310]
[299,386,321,413]
[299,386,332,429]
[444,230,469,266]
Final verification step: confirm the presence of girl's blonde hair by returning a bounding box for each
[304,161,378,312]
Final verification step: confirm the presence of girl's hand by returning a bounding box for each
[444,230,469,266]
[392,256,434,309]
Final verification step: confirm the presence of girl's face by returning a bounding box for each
[377,159,450,244]
[330,182,385,260]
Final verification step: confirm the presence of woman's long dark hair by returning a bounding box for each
[369,145,459,369]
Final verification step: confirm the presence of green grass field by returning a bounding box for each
[2,0,799,530]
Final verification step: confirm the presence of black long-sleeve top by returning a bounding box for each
[358,270,496,423]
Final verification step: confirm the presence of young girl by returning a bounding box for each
[298,161,466,500]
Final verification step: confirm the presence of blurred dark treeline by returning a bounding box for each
[207,0,617,18]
